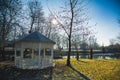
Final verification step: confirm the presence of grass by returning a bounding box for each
[53,58,120,80]
[53,59,86,80]
[0,59,120,80]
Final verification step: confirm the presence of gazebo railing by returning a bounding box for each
[40,56,53,68]
[15,56,53,69]
[15,57,21,68]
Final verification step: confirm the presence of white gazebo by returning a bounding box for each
[14,31,55,69]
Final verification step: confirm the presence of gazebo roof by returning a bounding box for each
[16,31,55,44]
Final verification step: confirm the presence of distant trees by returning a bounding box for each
[71,34,81,60]
[109,39,120,51]
[88,35,98,59]
[0,0,22,59]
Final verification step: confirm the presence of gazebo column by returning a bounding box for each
[20,45,24,68]
[38,44,41,69]
[43,48,46,67]
[51,48,53,64]
[14,48,17,66]
[43,48,45,58]
[31,48,34,59]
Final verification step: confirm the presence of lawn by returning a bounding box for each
[53,59,120,80]
[0,59,120,80]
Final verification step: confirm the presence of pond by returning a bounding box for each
[62,53,117,59]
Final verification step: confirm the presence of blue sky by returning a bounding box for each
[36,0,120,46]
[88,0,120,46]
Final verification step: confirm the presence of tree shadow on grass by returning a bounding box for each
[77,60,88,63]
[0,63,53,80]
[70,66,91,80]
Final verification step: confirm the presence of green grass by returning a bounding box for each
[53,59,120,80]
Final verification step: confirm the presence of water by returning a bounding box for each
[62,53,116,59]
[93,53,114,59]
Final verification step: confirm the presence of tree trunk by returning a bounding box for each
[90,48,93,59]
[29,18,34,33]
[67,37,71,66]
[75,45,79,60]
[66,0,74,66]
[76,49,79,60]
[1,47,5,60]
[102,47,105,59]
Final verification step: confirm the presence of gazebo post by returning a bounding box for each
[31,48,34,59]
[51,48,53,63]
[43,48,45,57]
[20,45,23,68]
[14,48,16,66]
[38,44,41,69]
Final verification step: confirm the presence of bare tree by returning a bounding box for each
[28,0,44,33]
[0,0,22,59]
[51,0,89,66]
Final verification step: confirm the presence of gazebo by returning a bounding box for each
[14,31,55,69]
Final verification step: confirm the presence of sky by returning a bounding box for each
[39,0,120,46]
[88,0,120,46]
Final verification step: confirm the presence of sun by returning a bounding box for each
[51,19,58,25]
